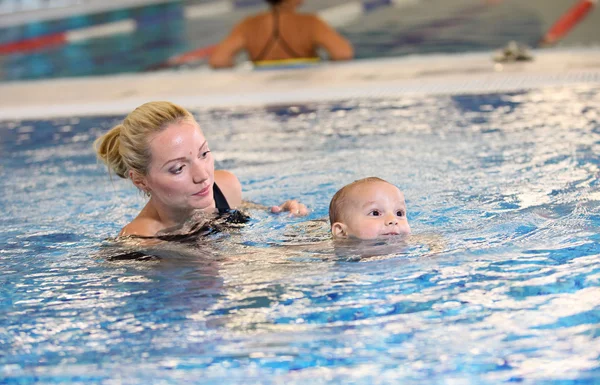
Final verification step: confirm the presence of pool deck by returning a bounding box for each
[1,47,600,120]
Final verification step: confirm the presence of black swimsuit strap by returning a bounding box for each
[253,7,304,62]
[213,182,231,213]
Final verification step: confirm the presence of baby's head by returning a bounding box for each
[329,177,411,240]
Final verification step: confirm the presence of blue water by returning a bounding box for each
[1,85,600,384]
[0,2,188,81]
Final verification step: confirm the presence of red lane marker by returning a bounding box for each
[540,0,596,46]
[0,33,67,55]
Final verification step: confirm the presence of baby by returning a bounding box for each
[329,177,411,240]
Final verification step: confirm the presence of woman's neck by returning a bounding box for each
[148,198,199,231]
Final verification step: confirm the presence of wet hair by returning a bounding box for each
[329,177,389,225]
[94,101,195,179]
[265,0,284,5]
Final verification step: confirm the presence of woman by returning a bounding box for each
[209,0,354,69]
[95,101,308,237]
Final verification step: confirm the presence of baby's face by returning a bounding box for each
[333,181,411,240]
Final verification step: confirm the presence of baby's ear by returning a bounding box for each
[331,222,348,238]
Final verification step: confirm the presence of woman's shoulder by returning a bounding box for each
[118,213,163,238]
[214,170,242,208]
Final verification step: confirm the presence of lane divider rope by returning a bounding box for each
[540,0,597,46]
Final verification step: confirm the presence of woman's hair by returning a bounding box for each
[94,101,195,179]
[265,0,284,5]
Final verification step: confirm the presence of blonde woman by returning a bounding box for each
[95,101,308,238]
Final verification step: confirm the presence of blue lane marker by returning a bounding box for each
[363,0,393,12]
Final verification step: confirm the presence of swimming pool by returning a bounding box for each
[1,83,600,383]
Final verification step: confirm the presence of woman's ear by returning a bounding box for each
[129,170,149,193]
[331,222,348,238]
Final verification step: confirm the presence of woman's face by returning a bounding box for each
[143,120,215,212]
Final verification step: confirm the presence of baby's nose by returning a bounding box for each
[386,215,398,225]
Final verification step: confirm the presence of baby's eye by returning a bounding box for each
[369,210,381,216]
[170,165,185,174]
[200,150,211,159]
[396,210,405,217]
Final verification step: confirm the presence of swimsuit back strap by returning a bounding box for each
[253,7,304,62]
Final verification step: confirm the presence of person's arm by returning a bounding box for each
[312,16,354,61]
[209,22,246,69]
[215,170,309,216]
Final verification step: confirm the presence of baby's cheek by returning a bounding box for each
[401,223,411,235]
[357,225,381,240]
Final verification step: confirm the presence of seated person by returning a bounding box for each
[209,0,354,69]
[329,177,411,240]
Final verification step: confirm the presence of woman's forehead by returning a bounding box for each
[148,121,206,160]
[150,121,204,146]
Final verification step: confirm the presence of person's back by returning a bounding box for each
[210,0,353,68]
[243,10,318,63]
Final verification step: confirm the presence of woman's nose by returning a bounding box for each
[191,159,209,183]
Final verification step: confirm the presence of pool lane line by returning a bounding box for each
[184,1,234,19]
[0,19,136,55]
[539,0,597,47]
[0,32,66,55]
[0,0,174,28]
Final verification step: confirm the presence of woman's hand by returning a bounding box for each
[271,200,309,217]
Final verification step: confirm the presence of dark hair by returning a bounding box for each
[266,0,284,5]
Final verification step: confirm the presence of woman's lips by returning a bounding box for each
[193,185,211,197]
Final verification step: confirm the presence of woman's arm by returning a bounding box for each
[209,21,246,69]
[215,170,308,216]
[312,16,354,61]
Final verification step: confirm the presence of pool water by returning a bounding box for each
[1,85,600,384]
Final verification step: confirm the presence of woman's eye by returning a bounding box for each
[396,210,405,217]
[170,165,184,174]
[369,210,381,216]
